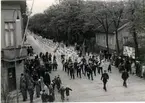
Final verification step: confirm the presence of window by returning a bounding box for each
[4,22,15,47]
[123,37,128,44]
[110,37,113,45]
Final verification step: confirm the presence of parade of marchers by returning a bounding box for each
[19,35,144,103]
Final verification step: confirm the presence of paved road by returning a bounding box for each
[24,35,145,102]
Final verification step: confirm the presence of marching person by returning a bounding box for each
[49,53,52,61]
[65,86,72,101]
[51,79,56,90]
[101,70,109,91]
[77,63,82,78]
[20,73,27,101]
[121,69,129,87]
[81,56,86,74]
[53,59,58,71]
[49,83,55,101]
[41,90,48,103]
[27,76,35,103]
[40,76,45,91]
[64,60,68,72]
[44,71,51,87]
[108,62,112,73]
[70,64,75,79]
[74,59,78,71]
[59,86,66,102]
[44,85,49,95]
[87,64,93,80]
[35,79,41,98]
[92,62,97,76]
[98,62,103,74]
[56,75,62,91]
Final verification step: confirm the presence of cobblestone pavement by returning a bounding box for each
[21,35,145,102]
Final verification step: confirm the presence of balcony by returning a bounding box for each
[1,46,28,62]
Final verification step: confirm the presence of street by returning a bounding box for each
[24,35,145,102]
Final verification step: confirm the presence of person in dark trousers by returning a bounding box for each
[65,86,72,101]
[101,70,109,91]
[108,63,112,73]
[74,59,78,71]
[56,75,62,91]
[98,63,103,74]
[121,70,129,87]
[35,79,41,98]
[59,86,66,102]
[67,62,71,76]
[27,46,30,56]
[64,61,68,72]
[41,90,48,103]
[87,64,93,80]
[70,64,75,79]
[92,63,97,76]
[77,64,82,78]
[49,53,52,61]
[27,77,35,103]
[44,71,51,87]
[81,56,86,74]
[49,84,55,101]
[51,80,56,90]
[53,59,58,71]
[20,73,27,101]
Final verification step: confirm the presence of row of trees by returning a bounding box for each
[28,0,145,56]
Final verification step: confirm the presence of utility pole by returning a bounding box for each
[15,10,20,103]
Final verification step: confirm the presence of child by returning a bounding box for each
[41,90,48,103]
[65,86,72,101]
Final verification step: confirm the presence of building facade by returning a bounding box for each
[1,0,27,92]
[96,23,145,53]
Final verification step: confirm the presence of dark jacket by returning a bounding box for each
[101,73,109,82]
[41,92,48,102]
[65,87,72,96]
[122,71,129,80]
[44,72,51,85]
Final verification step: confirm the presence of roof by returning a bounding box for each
[1,0,26,14]
[96,20,129,34]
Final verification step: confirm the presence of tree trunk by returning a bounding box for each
[67,27,70,45]
[115,30,120,55]
[106,32,109,53]
[133,28,139,58]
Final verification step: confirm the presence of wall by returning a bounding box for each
[16,61,24,89]
[96,33,116,50]
[116,26,130,50]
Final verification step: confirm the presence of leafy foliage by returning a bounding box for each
[28,0,145,51]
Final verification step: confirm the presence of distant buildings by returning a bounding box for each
[95,22,145,53]
[1,0,27,92]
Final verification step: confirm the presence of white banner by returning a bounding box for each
[123,46,135,59]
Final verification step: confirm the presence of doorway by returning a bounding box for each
[8,67,16,91]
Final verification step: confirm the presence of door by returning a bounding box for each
[8,67,16,91]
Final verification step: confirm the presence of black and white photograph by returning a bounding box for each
[1,0,145,103]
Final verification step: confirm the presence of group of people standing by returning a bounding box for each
[20,51,72,103]
[27,46,34,56]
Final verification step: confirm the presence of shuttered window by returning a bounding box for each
[4,22,15,47]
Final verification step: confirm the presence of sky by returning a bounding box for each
[27,0,123,15]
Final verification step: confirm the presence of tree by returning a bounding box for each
[107,1,126,55]
[127,0,145,58]
[94,2,113,53]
